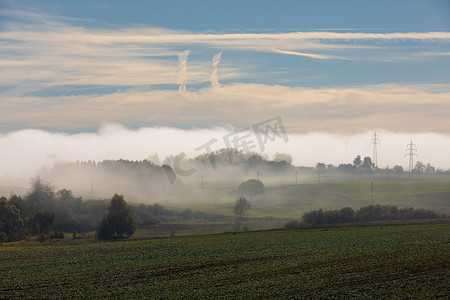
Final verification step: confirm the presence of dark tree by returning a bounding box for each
[0,197,24,236]
[57,188,82,214]
[238,179,264,199]
[353,155,362,169]
[234,196,251,218]
[316,162,326,171]
[361,157,375,173]
[31,210,55,234]
[339,207,355,223]
[414,161,425,174]
[393,165,404,174]
[9,194,26,212]
[97,194,137,239]
[133,204,160,226]
[25,177,56,216]
[338,163,355,173]
[273,152,293,164]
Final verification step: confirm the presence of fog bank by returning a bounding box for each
[1,123,450,180]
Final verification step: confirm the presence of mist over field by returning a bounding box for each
[1,1,450,234]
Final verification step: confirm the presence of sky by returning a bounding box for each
[1,0,450,177]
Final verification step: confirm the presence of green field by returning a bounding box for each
[256,180,450,217]
[1,223,449,299]
[171,180,450,220]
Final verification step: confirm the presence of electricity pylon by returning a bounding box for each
[405,140,418,179]
[371,131,380,168]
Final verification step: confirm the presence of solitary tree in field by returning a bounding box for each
[97,194,137,239]
[234,196,251,219]
[233,196,251,232]
[238,179,264,201]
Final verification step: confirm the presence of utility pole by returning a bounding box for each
[405,140,418,180]
[90,178,94,199]
[371,131,380,168]
[371,181,374,204]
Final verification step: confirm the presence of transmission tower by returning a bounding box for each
[405,140,418,179]
[370,131,380,168]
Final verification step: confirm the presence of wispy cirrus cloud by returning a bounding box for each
[1,9,450,96]
[416,52,450,57]
[271,49,344,60]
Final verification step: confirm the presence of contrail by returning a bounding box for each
[210,52,222,88]
[272,48,342,60]
[178,50,190,92]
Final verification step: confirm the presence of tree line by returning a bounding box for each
[285,204,448,229]
[312,155,442,175]
[0,177,228,242]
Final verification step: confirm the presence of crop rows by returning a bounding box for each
[0,224,449,298]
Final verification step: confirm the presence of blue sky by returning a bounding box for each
[7,0,449,31]
[1,0,450,133]
[1,1,450,173]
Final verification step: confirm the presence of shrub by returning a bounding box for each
[49,231,65,239]
[303,209,326,225]
[303,205,443,225]
[37,233,47,242]
[284,220,302,229]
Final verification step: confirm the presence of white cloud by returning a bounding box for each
[177,50,190,92]
[271,49,344,60]
[416,52,450,57]
[2,83,450,134]
[210,52,222,88]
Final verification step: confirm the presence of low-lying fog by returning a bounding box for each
[1,123,450,203]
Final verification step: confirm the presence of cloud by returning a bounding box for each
[1,10,450,95]
[2,83,450,135]
[177,50,190,92]
[271,49,343,60]
[1,9,450,140]
[210,52,222,88]
[416,52,450,57]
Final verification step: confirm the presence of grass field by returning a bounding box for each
[251,180,450,218]
[1,223,449,299]
[166,180,450,222]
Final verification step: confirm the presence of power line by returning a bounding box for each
[405,140,418,179]
[370,131,380,168]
